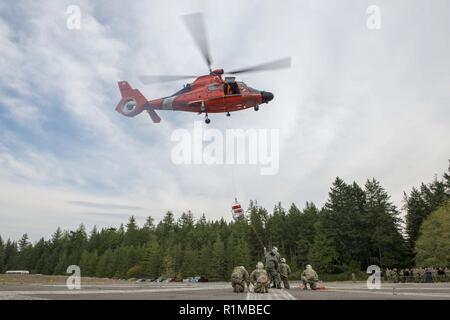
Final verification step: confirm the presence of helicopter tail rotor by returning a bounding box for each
[116,81,149,117]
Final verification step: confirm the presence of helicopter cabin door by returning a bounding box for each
[223,77,243,111]
[206,83,225,113]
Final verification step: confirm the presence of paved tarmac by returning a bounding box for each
[0,281,449,300]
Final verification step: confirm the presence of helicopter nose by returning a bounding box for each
[261,91,274,103]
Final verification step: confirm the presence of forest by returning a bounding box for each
[0,166,449,280]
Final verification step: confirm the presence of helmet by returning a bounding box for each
[306,264,312,270]
[281,258,286,263]
[273,246,278,252]
[256,262,264,269]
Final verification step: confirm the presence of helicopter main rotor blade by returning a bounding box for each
[182,12,213,72]
[138,75,197,85]
[227,57,291,75]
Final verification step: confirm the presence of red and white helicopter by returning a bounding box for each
[116,13,291,124]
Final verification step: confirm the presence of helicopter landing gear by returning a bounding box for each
[254,105,259,111]
[226,112,231,117]
[202,101,210,124]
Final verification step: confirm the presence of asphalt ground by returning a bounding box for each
[0,281,449,300]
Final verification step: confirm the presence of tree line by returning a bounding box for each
[0,166,448,280]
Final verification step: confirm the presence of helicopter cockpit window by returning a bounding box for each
[238,82,259,94]
[171,84,192,97]
[224,82,240,95]
[207,84,221,91]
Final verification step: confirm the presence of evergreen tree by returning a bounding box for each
[96,249,114,277]
[113,246,129,278]
[35,246,52,274]
[88,226,100,251]
[198,244,212,277]
[404,187,428,246]
[405,173,449,247]
[210,236,226,280]
[17,234,32,270]
[310,218,340,273]
[18,234,30,251]
[124,216,140,246]
[170,243,183,275]
[364,179,409,267]
[295,202,319,268]
[28,238,46,272]
[140,216,155,244]
[232,237,251,271]
[421,178,448,213]
[247,201,268,259]
[181,246,198,277]
[66,224,88,265]
[444,161,450,196]
[54,249,69,275]
[80,249,98,276]
[141,237,162,278]
[176,212,194,245]
[0,236,4,273]
[144,216,155,230]
[4,239,18,270]
[284,203,302,269]
[321,178,368,269]
[156,212,176,248]
[266,202,287,254]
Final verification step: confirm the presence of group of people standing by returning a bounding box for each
[385,267,449,283]
[230,246,320,293]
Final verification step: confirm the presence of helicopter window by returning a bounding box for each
[224,82,240,95]
[171,84,192,96]
[238,82,249,93]
[238,82,259,93]
[207,84,221,91]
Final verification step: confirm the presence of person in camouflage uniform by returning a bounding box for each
[265,247,282,289]
[272,246,281,261]
[230,266,250,293]
[384,268,391,282]
[250,262,270,293]
[301,264,319,290]
[278,258,291,289]
[392,268,399,283]
[399,269,405,283]
[412,268,419,282]
[424,266,433,283]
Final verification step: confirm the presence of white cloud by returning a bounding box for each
[0,0,449,241]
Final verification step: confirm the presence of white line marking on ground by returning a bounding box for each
[246,289,296,300]
[326,288,450,299]
[0,285,230,296]
[325,286,450,290]
[0,293,48,300]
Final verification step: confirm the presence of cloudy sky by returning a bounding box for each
[1,0,449,241]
